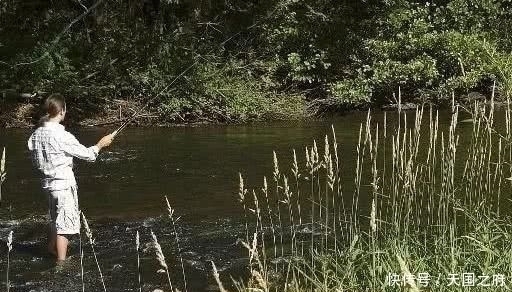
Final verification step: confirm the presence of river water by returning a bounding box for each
[0,109,474,291]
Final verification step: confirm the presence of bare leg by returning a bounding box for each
[56,234,69,261]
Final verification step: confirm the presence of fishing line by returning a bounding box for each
[112,5,281,137]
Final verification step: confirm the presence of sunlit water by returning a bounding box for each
[0,109,485,291]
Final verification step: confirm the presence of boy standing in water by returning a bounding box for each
[27,94,116,261]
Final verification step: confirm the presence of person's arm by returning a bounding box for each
[27,134,34,151]
[59,132,115,162]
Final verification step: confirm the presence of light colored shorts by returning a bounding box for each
[47,185,81,235]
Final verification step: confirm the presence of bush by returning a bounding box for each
[190,64,305,122]
[328,76,371,106]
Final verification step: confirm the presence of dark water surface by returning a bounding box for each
[0,109,470,291]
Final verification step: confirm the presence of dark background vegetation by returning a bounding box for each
[1,0,512,126]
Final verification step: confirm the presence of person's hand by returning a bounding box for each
[96,132,116,150]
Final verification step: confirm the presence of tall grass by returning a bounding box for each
[217,98,512,291]
[81,212,107,292]
[6,230,13,292]
[3,149,10,292]
[165,196,188,292]
[150,230,173,291]
[135,231,142,292]
[1,147,6,203]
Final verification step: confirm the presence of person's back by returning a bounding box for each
[28,120,99,191]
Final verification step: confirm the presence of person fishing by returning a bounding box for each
[27,94,116,261]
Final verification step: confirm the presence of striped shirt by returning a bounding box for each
[27,121,99,191]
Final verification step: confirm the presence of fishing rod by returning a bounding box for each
[112,5,280,138]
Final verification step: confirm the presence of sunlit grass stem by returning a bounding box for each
[165,196,188,292]
[6,230,12,292]
[81,212,107,292]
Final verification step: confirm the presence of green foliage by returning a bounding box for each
[256,0,512,108]
[350,1,512,103]
[2,0,512,124]
[191,64,304,122]
[257,0,358,85]
[483,40,512,98]
[328,76,372,106]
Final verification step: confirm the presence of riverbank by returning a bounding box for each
[0,90,498,128]
[0,91,307,128]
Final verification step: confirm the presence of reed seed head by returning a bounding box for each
[324,135,330,167]
[252,231,257,245]
[370,198,377,233]
[305,146,310,168]
[273,151,280,180]
[309,147,316,172]
[211,261,228,292]
[252,270,268,291]
[327,157,334,190]
[136,230,140,251]
[292,149,299,178]
[150,230,168,269]
[283,175,290,200]
[1,147,5,174]
[252,190,260,217]
[313,140,319,164]
[238,173,245,202]
[165,196,175,218]
[7,230,13,252]
[81,212,94,244]
[240,233,259,263]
